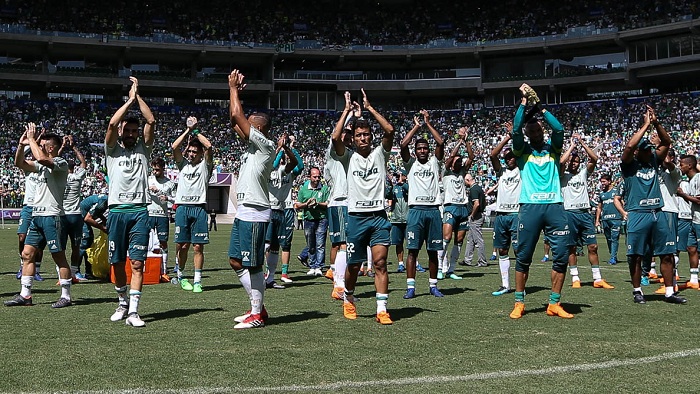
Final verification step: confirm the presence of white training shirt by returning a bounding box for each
[495,167,521,213]
[147,175,176,217]
[22,171,40,206]
[32,158,69,217]
[63,167,87,215]
[346,145,389,213]
[405,156,441,206]
[269,165,294,211]
[688,173,700,224]
[659,167,681,214]
[325,142,349,207]
[175,158,211,205]
[236,126,275,221]
[678,180,692,220]
[106,141,152,207]
[442,168,467,205]
[561,167,591,210]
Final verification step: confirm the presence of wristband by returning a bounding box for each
[191,129,200,136]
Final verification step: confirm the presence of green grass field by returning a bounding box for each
[1,223,699,394]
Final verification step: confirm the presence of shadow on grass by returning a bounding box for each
[143,307,225,322]
[527,302,592,315]
[267,310,332,325]
[74,297,118,306]
[440,287,470,296]
[523,285,549,295]
[0,289,57,297]
[387,306,434,322]
[202,283,242,292]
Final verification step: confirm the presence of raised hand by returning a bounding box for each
[457,126,469,140]
[361,88,371,110]
[519,83,530,97]
[344,91,352,111]
[420,109,430,123]
[26,122,36,141]
[277,133,287,149]
[186,116,198,129]
[413,116,422,128]
[228,69,247,91]
[128,77,138,99]
[352,101,362,118]
[502,121,513,134]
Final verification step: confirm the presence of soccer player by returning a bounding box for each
[595,174,622,265]
[390,170,409,273]
[5,123,71,308]
[104,77,155,327]
[147,157,176,283]
[675,155,700,290]
[16,148,44,281]
[400,110,445,299]
[508,83,573,319]
[326,94,354,299]
[272,135,304,284]
[79,193,109,273]
[228,69,276,329]
[266,134,298,290]
[333,88,395,324]
[438,127,474,280]
[172,116,213,293]
[559,134,614,290]
[620,105,685,304]
[60,135,88,281]
[489,124,521,296]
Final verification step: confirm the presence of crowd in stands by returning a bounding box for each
[1,91,700,211]
[0,0,696,46]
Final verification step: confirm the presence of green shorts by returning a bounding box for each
[516,204,569,273]
[26,215,68,252]
[328,205,348,244]
[391,222,406,246]
[228,218,268,267]
[79,223,94,256]
[107,209,149,264]
[442,204,469,232]
[406,205,443,251]
[265,209,285,250]
[626,210,676,257]
[346,211,391,264]
[17,205,33,235]
[565,209,597,247]
[493,213,518,250]
[149,216,170,242]
[280,208,295,251]
[175,205,209,245]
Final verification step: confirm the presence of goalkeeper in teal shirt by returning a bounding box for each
[509,83,573,320]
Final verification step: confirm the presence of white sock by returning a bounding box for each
[492,251,497,257]
[633,287,643,294]
[334,250,347,290]
[376,293,388,314]
[20,275,33,298]
[449,244,461,273]
[407,278,415,289]
[70,265,79,276]
[499,256,510,288]
[128,290,141,315]
[115,286,128,306]
[570,266,579,282]
[59,278,72,300]
[35,261,41,273]
[592,265,602,281]
[665,286,674,297]
[438,239,450,272]
[429,278,438,288]
[367,246,373,270]
[236,269,252,298]
[266,251,279,284]
[194,269,202,284]
[249,270,265,315]
[162,249,168,274]
[650,261,657,275]
[690,268,699,283]
[175,256,182,279]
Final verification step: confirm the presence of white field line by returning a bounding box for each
[10,348,700,394]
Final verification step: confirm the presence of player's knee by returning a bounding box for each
[130,259,144,271]
[178,242,191,251]
[551,260,567,273]
[514,260,530,273]
[498,248,508,256]
[193,244,205,253]
[588,244,598,254]
[229,258,242,270]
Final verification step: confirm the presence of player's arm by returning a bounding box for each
[542,108,564,153]
[490,123,512,173]
[622,110,651,165]
[15,130,36,173]
[613,195,627,221]
[228,69,251,141]
[676,185,700,205]
[68,136,87,169]
[188,117,213,165]
[511,85,529,155]
[135,83,156,147]
[332,91,353,158]
[560,134,578,164]
[445,135,465,171]
[648,105,671,163]
[421,109,444,160]
[25,123,54,169]
[281,138,299,174]
[171,128,189,165]
[362,89,395,153]
[57,135,69,157]
[578,136,598,174]
[595,200,603,227]
[106,78,137,148]
[400,115,422,163]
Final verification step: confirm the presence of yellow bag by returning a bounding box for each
[86,230,110,280]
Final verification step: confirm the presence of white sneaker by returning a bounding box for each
[110,305,128,322]
[314,268,323,276]
[280,275,293,283]
[125,313,146,327]
[306,268,316,276]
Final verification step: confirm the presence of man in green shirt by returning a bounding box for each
[295,167,331,276]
